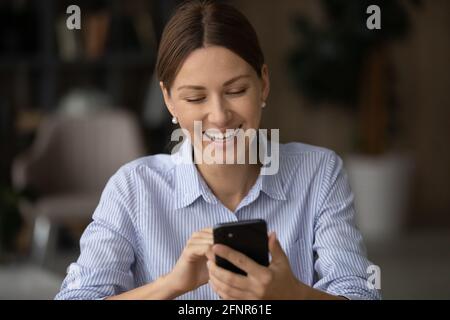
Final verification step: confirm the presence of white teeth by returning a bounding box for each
[204,128,240,141]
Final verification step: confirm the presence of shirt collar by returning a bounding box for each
[172,136,286,210]
[173,139,217,210]
[261,170,287,201]
[259,138,287,201]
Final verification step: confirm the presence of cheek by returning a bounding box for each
[173,107,200,141]
[234,99,262,125]
[242,90,262,115]
[178,118,197,141]
[176,102,203,123]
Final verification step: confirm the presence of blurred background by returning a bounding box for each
[0,0,449,299]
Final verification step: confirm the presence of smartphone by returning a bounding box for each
[213,219,269,276]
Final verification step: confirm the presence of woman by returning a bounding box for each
[56,0,381,300]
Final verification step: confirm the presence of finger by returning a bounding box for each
[188,239,214,246]
[208,276,251,300]
[190,228,213,239]
[209,279,248,300]
[205,247,215,262]
[213,244,265,275]
[191,232,213,240]
[185,243,213,257]
[208,279,229,300]
[206,260,248,290]
[191,236,213,243]
[268,232,287,262]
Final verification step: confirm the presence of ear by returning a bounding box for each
[160,81,176,117]
[260,64,270,102]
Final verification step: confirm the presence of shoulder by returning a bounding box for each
[279,141,339,163]
[107,153,177,187]
[276,142,344,183]
[121,153,175,173]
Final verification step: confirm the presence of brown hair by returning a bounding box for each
[156,0,265,95]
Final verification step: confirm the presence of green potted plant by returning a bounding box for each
[288,0,420,240]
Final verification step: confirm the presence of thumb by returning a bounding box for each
[268,232,286,262]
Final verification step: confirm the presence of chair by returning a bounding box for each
[12,110,146,266]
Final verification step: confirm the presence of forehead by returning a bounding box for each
[173,46,255,87]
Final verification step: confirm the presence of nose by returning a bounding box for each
[207,96,232,127]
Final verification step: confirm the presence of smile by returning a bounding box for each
[203,125,243,142]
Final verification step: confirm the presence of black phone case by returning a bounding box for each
[213,219,269,276]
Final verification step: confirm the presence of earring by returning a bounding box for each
[262,102,267,109]
[171,116,178,124]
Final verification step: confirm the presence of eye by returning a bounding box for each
[185,97,206,103]
[227,88,247,96]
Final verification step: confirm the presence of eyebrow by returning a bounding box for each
[176,74,251,91]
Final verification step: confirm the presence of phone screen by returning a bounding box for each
[213,219,269,275]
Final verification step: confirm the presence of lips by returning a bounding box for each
[203,125,243,142]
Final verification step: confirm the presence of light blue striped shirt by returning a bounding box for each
[55,139,381,300]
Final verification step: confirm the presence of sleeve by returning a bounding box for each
[312,152,382,300]
[55,167,138,300]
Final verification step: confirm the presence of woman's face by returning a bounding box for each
[161,46,270,163]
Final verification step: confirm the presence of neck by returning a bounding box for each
[195,162,261,212]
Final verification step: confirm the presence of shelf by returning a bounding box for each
[0,0,180,177]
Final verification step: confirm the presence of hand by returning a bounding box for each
[168,228,213,295]
[206,232,310,300]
